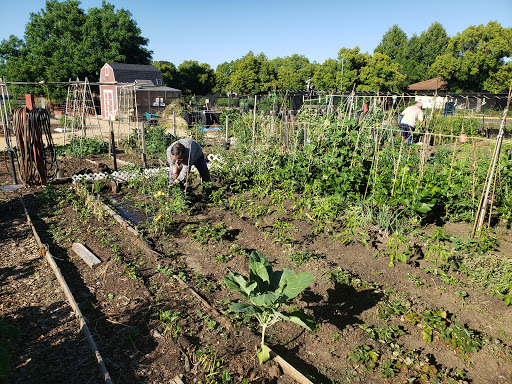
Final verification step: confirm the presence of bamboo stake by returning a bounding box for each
[391,138,405,197]
[472,81,512,236]
[252,95,257,154]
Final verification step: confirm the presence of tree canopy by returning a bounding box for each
[0,0,151,89]
[430,21,512,92]
[1,4,510,97]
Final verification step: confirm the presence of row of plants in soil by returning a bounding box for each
[79,157,512,383]
[109,111,512,308]
[44,104,512,382]
[26,183,276,383]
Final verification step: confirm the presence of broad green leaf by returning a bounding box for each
[257,344,271,364]
[269,270,284,291]
[249,251,272,291]
[280,271,315,300]
[422,326,433,342]
[224,272,257,298]
[229,303,261,314]
[282,310,316,331]
[251,293,279,307]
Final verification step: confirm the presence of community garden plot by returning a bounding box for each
[1,96,512,383]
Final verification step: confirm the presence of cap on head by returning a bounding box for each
[416,102,423,108]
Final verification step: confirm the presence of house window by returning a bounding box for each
[104,66,109,81]
[156,79,162,85]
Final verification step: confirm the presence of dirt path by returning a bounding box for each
[0,196,102,383]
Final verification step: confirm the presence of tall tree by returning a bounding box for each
[483,62,512,93]
[311,59,339,91]
[430,21,512,92]
[419,22,449,69]
[0,0,152,93]
[229,52,269,95]
[357,52,406,92]
[153,61,178,88]
[338,47,370,91]
[214,61,234,94]
[81,1,152,78]
[374,25,408,64]
[271,54,316,91]
[176,60,214,95]
[403,22,450,85]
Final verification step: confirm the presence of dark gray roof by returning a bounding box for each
[108,63,163,84]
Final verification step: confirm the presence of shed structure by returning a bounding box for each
[99,63,181,120]
[406,77,449,109]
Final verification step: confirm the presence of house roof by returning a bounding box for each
[134,85,181,93]
[407,77,447,91]
[107,63,164,84]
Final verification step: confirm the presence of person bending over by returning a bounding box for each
[166,139,211,185]
[399,102,424,146]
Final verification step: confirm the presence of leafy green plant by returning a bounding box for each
[382,232,411,267]
[225,251,315,364]
[405,309,483,358]
[187,222,230,244]
[288,249,318,266]
[360,324,405,345]
[56,137,109,157]
[425,228,452,266]
[348,345,380,371]
[159,310,182,338]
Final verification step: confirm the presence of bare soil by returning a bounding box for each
[1,152,512,384]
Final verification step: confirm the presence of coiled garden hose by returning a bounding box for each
[12,107,56,185]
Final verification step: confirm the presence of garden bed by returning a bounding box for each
[2,148,512,383]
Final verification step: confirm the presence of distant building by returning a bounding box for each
[99,63,181,120]
[406,77,448,109]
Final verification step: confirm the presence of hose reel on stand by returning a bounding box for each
[12,107,57,185]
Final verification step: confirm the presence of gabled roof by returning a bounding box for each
[107,63,163,84]
[407,77,447,91]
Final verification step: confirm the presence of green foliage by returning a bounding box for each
[382,233,411,267]
[123,126,176,157]
[0,0,151,98]
[225,251,315,364]
[430,21,512,92]
[288,250,318,266]
[176,60,215,95]
[186,222,230,244]
[360,324,405,344]
[219,108,240,127]
[425,228,452,267]
[349,345,380,371]
[56,138,109,157]
[405,310,483,358]
[159,310,182,338]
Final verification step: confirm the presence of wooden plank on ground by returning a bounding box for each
[72,243,102,268]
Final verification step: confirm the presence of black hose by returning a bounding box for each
[12,107,56,185]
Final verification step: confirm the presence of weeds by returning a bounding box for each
[159,310,182,338]
[288,249,318,266]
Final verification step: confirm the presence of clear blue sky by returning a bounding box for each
[1,0,511,69]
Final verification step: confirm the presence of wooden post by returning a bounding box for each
[173,111,176,137]
[252,95,257,153]
[109,120,117,171]
[225,115,229,142]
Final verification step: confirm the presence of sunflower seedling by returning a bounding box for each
[225,251,315,364]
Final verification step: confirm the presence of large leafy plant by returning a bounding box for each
[225,251,315,364]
